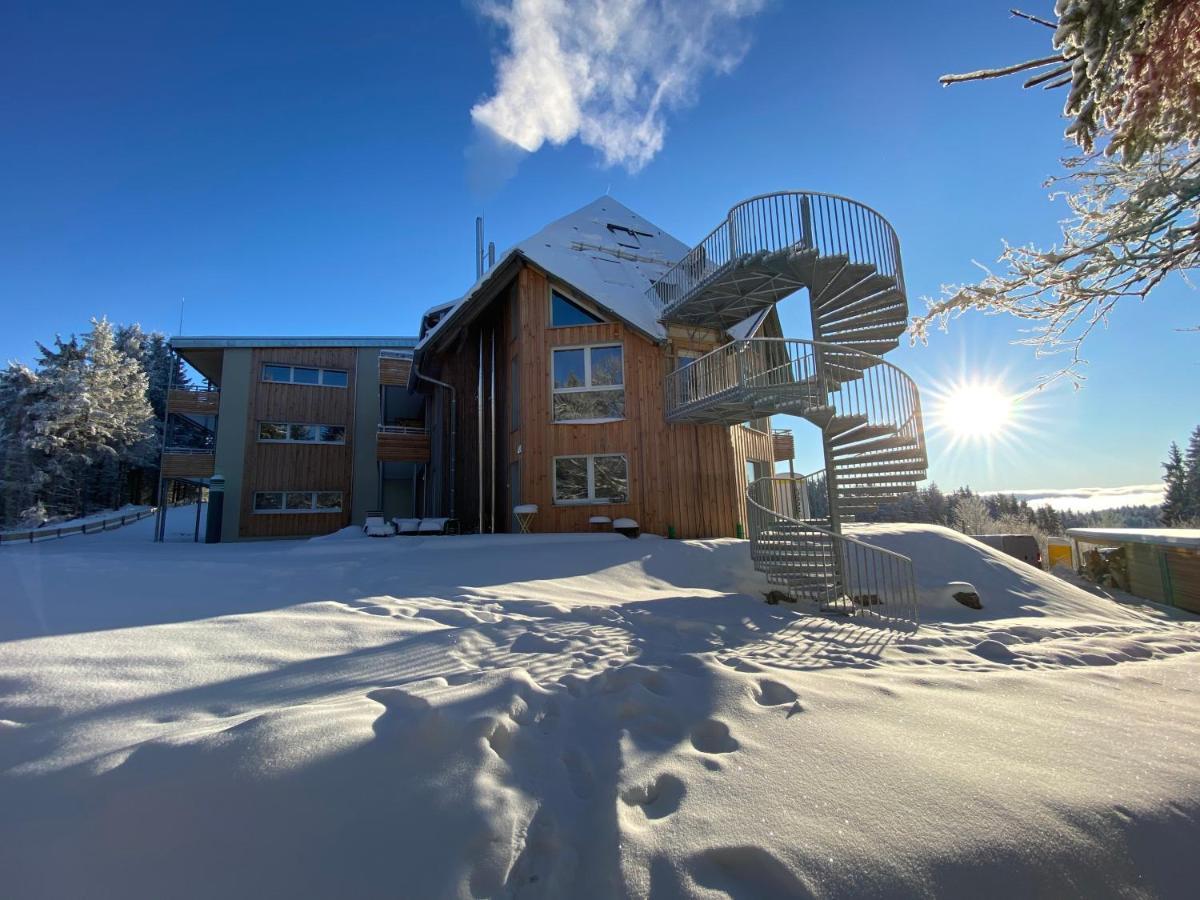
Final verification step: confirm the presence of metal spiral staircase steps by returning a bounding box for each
[651,191,926,625]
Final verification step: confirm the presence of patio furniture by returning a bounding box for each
[514,504,538,534]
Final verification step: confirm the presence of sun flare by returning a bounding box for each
[937,382,1013,440]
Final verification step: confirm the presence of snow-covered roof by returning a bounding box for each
[171,336,417,350]
[1067,527,1200,549]
[512,196,687,339]
[416,195,768,351]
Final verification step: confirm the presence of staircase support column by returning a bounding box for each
[809,280,847,598]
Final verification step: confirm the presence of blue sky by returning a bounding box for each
[1,1,1194,497]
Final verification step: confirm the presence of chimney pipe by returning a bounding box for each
[487,241,495,269]
[475,216,484,280]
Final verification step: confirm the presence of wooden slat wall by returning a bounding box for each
[377,432,431,462]
[379,356,412,386]
[240,348,358,538]
[507,264,745,538]
[168,389,220,416]
[1165,548,1200,613]
[1127,542,1168,603]
[772,430,794,462]
[731,425,775,524]
[161,451,215,479]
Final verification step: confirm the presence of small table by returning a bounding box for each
[514,504,538,534]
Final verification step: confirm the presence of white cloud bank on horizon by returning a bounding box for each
[987,484,1165,513]
[470,0,766,171]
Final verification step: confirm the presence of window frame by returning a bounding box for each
[552,453,629,506]
[253,490,343,514]
[260,363,349,388]
[550,288,605,328]
[256,421,346,445]
[551,342,625,424]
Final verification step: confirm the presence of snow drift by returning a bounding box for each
[1,516,1198,898]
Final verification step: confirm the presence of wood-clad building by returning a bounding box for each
[1068,527,1200,613]
[413,197,781,539]
[164,196,801,542]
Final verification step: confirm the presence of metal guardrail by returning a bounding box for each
[649,191,905,315]
[170,384,220,393]
[665,338,922,438]
[378,424,427,435]
[0,507,159,545]
[747,475,919,628]
[379,349,415,360]
[163,446,216,454]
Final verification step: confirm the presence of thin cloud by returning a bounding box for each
[470,0,766,171]
[987,484,1165,513]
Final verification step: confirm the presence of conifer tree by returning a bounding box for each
[1183,425,1200,521]
[1161,441,1188,525]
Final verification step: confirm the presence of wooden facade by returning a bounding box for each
[379,355,412,386]
[419,262,771,538]
[377,430,430,462]
[238,347,358,538]
[168,388,220,416]
[161,450,216,479]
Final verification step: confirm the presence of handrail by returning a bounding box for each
[379,349,414,360]
[746,475,919,628]
[163,446,216,454]
[665,338,923,442]
[0,506,159,545]
[169,384,220,393]
[377,424,427,435]
[649,191,905,315]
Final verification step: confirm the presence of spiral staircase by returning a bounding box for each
[651,192,926,626]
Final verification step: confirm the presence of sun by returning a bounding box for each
[936,381,1013,440]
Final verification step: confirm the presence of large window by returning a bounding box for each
[257,421,346,444]
[551,290,604,327]
[552,344,624,422]
[261,364,348,387]
[253,490,343,514]
[553,454,628,505]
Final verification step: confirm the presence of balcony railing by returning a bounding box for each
[649,191,904,316]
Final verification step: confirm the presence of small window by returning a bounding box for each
[253,490,343,514]
[554,454,628,505]
[285,491,313,511]
[256,421,345,444]
[321,369,347,387]
[260,364,348,387]
[551,290,603,327]
[315,491,342,512]
[253,492,284,511]
[292,367,320,385]
[552,344,624,422]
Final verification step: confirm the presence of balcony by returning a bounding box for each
[379,349,413,386]
[377,424,429,463]
[772,428,795,462]
[161,448,215,479]
[168,386,220,416]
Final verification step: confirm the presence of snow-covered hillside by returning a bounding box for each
[2,516,1198,898]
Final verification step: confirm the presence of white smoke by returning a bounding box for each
[470,0,766,171]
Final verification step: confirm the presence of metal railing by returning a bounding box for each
[747,475,919,628]
[649,191,905,315]
[665,338,922,438]
[0,506,159,545]
[379,349,415,360]
[162,445,216,454]
[170,384,220,393]
[378,423,426,435]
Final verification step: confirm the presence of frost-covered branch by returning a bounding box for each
[912,145,1200,384]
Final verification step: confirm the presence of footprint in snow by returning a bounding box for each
[620,772,685,821]
[690,719,739,755]
[753,679,798,708]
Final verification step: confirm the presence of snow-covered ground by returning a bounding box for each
[2,516,1198,898]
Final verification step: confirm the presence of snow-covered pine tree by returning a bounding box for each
[0,362,38,526]
[1182,425,1200,521]
[1161,441,1188,525]
[80,318,156,511]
